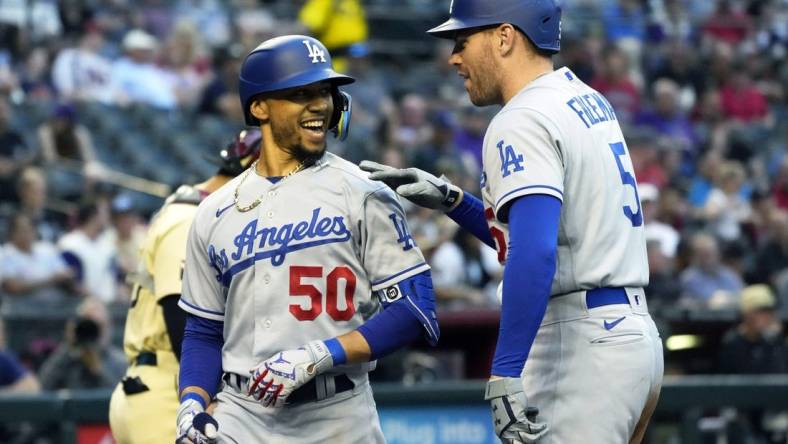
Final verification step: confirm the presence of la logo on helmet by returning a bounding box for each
[302,40,326,64]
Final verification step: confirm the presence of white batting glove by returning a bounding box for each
[176,398,218,444]
[485,377,549,443]
[246,340,333,408]
[359,160,463,211]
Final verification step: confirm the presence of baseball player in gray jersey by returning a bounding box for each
[361,1,664,443]
[174,35,440,444]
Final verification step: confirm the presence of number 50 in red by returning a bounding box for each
[289,266,357,321]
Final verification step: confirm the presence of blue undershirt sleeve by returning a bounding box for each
[357,302,422,360]
[491,194,561,377]
[446,192,495,249]
[178,314,224,407]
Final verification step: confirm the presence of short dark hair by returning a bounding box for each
[76,200,101,225]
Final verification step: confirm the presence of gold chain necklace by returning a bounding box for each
[234,159,306,213]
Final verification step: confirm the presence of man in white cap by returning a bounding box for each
[719,284,788,374]
[110,29,177,109]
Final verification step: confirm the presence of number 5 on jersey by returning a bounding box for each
[608,141,643,227]
[289,266,356,321]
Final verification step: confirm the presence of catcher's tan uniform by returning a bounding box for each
[109,186,202,444]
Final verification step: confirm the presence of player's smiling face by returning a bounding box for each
[449,28,502,106]
[264,81,334,159]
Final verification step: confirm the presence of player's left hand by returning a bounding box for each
[246,340,333,408]
[485,377,549,443]
[176,398,218,444]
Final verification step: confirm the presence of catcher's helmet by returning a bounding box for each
[239,35,355,140]
[217,128,262,177]
[427,0,561,54]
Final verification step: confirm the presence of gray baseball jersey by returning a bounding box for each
[481,67,662,443]
[481,66,649,295]
[179,151,429,379]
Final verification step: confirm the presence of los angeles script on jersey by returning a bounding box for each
[208,207,351,286]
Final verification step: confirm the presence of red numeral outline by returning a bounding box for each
[485,208,507,263]
[289,266,357,321]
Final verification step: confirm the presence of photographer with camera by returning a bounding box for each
[38,299,125,390]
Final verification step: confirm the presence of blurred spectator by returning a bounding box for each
[679,232,744,309]
[298,0,368,73]
[453,107,489,177]
[693,89,730,154]
[641,184,680,259]
[0,0,62,43]
[702,160,752,241]
[57,0,96,39]
[233,0,280,51]
[18,46,54,100]
[0,319,40,393]
[601,0,647,44]
[173,0,231,48]
[591,44,641,123]
[58,199,118,303]
[648,40,705,110]
[110,29,177,109]
[717,282,788,444]
[38,299,125,389]
[645,239,681,310]
[629,127,668,189]
[720,68,769,123]
[161,20,210,109]
[773,158,788,211]
[51,27,114,103]
[687,150,723,209]
[650,0,693,44]
[558,36,596,83]
[197,44,243,120]
[16,167,64,243]
[390,93,433,156]
[429,226,489,309]
[636,78,698,173]
[0,97,35,203]
[0,213,77,299]
[752,210,788,296]
[702,0,752,45]
[37,102,101,199]
[718,284,787,374]
[105,193,145,292]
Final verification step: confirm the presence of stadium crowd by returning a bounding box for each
[0,0,784,405]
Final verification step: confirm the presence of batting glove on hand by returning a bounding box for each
[176,398,218,444]
[485,377,549,443]
[246,340,333,408]
[359,160,463,211]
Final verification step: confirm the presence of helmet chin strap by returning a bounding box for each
[330,91,352,141]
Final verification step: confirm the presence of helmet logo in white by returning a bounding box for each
[302,40,326,64]
[449,0,454,13]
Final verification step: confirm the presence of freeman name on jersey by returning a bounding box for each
[565,91,617,128]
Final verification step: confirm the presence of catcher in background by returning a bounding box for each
[108,129,262,444]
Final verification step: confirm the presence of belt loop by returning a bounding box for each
[325,375,336,399]
[315,375,328,401]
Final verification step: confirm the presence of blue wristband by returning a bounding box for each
[323,337,347,366]
[181,392,207,409]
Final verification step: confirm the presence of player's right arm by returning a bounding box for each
[358,160,495,248]
[176,218,224,443]
[246,186,441,408]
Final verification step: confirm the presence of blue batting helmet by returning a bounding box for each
[427,0,561,54]
[238,35,355,140]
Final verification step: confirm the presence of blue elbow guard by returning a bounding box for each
[375,271,440,345]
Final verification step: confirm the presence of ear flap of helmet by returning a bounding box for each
[329,90,352,141]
